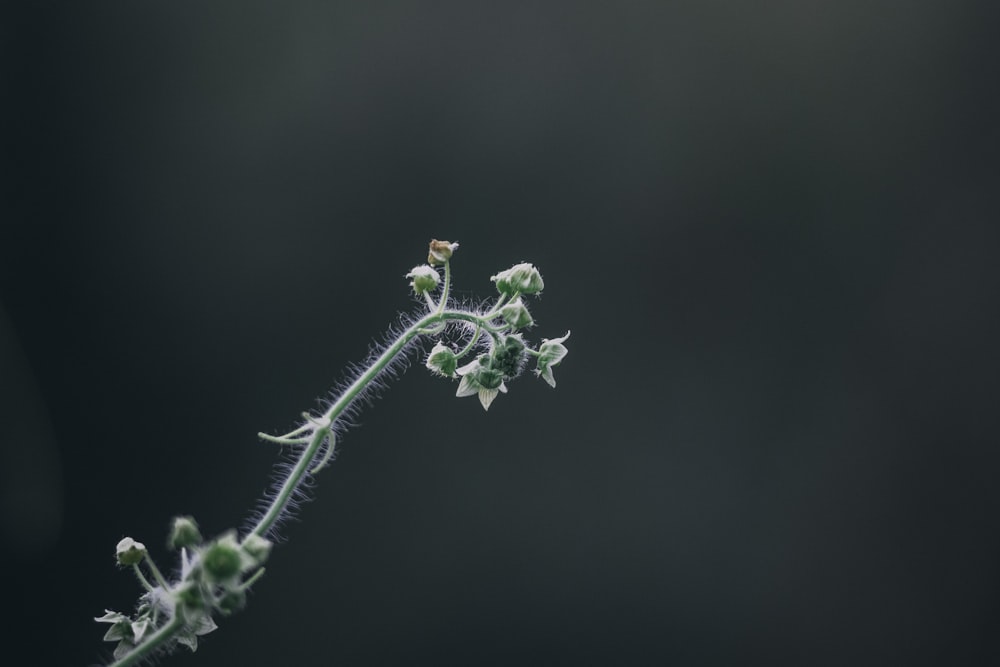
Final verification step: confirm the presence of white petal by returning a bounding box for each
[455,359,481,376]
[131,618,150,643]
[478,388,500,410]
[456,375,479,398]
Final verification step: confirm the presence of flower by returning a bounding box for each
[490,263,544,296]
[427,239,459,265]
[94,610,132,642]
[455,357,507,411]
[426,342,458,377]
[535,331,570,388]
[405,265,440,295]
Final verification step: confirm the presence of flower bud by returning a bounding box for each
[217,589,247,615]
[490,263,544,296]
[201,534,243,584]
[425,342,458,377]
[490,334,527,379]
[499,297,533,330]
[427,239,459,265]
[405,265,440,295]
[241,533,273,566]
[115,537,147,566]
[168,516,202,550]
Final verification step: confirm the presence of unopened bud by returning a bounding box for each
[499,297,533,330]
[241,533,273,566]
[405,265,440,295]
[201,534,243,584]
[168,516,202,550]
[490,263,544,296]
[427,239,459,266]
[115,537,147,566]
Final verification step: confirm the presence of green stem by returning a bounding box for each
[131,564,153,592]
[239,567,266,591]
[108,613,185,667]
[143,555,171,591]
[250,308,488,539]
[482,292,510,319]
[456,324,482,359]
[436,260,451,314]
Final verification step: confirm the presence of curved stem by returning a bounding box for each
[456,324,482,359]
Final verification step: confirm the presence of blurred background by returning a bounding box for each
[2,1,998,665]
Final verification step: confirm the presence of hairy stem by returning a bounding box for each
[110,613,185,667]
[248,307,491,540]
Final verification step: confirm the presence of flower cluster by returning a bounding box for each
[412,244,570,411]
[97,517,271,660]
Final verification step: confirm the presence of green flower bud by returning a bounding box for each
[241,533,273,566]
[115,537,147,567]
[405,265,440,295]
[427,239,459,266]
[499,297,534,330]
[426,342,458,377]
[177,582,207,611]
[490,334,527,379]
[201,535,243,584]
[217,589,247,615]
[490,263,544,296]
[168,516,202,550]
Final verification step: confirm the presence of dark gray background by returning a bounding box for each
[2,1,998,665]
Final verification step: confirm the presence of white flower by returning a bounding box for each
[534,331,570,388]
[455,358,507,411]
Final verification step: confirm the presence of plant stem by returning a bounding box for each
[131,564,153,592]
[143,555,171,591]
[436,260,451,314]
[248,307,491,540]
[109,613,185,667]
